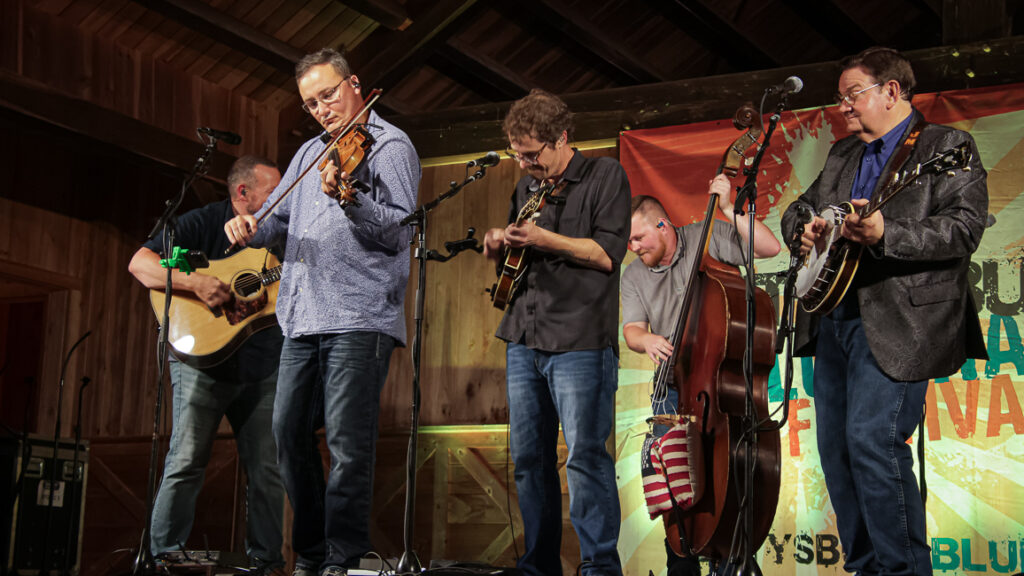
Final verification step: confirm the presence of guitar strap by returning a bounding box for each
[872,117,929,205]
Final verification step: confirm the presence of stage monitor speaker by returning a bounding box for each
[1,434,88,576]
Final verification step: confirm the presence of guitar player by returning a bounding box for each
[482,89,631,576]
[781,47,988,576]
[128,155,285,571]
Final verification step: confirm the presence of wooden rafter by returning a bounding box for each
[133,0,304,74]
[428,44,529,101]
[338,0,413,31]
[388,35,1024,158]
[447,36,538,95]
[648,0,779,71]
[0,68,236,181]
[349,0,480,91]
[496,0,665,84]
[776,0,879,54]
[943,0,1009,43]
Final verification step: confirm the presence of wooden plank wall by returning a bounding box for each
[0,1,284,170]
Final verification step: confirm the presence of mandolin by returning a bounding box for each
[490,179,564,310]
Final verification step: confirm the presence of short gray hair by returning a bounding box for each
[295,48,352,82]
[227,155,277,198]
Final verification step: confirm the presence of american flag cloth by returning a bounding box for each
[641,432,674,519]
[657,422,703,510]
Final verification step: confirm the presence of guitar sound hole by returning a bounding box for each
[234,273,261,297]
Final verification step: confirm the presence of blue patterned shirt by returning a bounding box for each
[249,111,420,344]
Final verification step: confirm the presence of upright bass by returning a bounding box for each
[662,104,781,562]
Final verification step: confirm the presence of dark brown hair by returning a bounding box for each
[503,89,574,145]
[840,47,916,101]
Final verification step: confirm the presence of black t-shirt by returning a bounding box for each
[144,199,284,380]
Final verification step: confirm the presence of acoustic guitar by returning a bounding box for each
[795,142,972,314]
[149,248,282,368]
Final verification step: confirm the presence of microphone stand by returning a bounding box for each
[720,93,788,576]
[132,137,217,576]
[40,330,91,576]
[64,376,91,576]
[396,165,491,574]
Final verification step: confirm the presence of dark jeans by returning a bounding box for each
[506,343,622,576]
[273,331,395,572]
[151,360,284,563]
[815,315,931,576]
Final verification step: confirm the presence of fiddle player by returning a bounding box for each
[622,176,780,575]
[781,47,988,576]
[483,89,631,576]
[224,48,420,576]
[128,155,285,571]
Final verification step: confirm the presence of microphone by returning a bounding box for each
[198,127,242,145]
[767,76,804,95]
[467,151,501,168]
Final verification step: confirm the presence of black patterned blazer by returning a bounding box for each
[781,109,989,382]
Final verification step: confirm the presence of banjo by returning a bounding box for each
[794,141,973,314]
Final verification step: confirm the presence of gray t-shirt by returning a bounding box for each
[621,223,747,338]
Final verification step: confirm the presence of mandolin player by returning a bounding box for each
[482,89,631,576]
[781,47,988,576]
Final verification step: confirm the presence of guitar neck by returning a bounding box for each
[261,265,283,285]
[860,144,968,218]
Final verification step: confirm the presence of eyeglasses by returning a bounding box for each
[505,141,550,165]
[301,77,351,114]
[834,82,881,106]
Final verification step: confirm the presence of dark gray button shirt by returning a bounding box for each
[495,150,631,354]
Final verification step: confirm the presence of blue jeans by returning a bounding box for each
[814,314,931,576]
[506,343,622,576]
[151,359,284,563]
[273,331,395,572]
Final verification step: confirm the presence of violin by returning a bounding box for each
[318,124,376,208]
[225,89,382,253]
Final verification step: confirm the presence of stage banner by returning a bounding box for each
[614,83,1024,575]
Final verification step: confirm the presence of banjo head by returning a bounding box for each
[794,205,847,299]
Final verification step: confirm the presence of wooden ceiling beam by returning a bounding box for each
[388,36,1024,158]
[491,2,655,86]
[337,0,412,31]
[943,0,1009,44]
[0,68,236,182]
[648,0,778,71]
[446,36,539,96]
[134,0,304,74]
[501,0,665,84]
[349,0,480,91]
[428,44,529,102]
[776,0,879,54]
[916,0,944,16]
